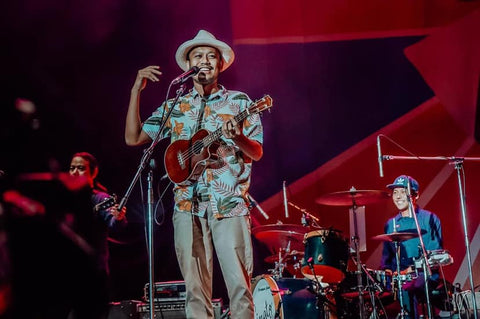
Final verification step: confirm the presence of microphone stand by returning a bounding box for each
[118,84,186,212]
[383,154,480,319]
[118,84,187,319]
[405,182,433,318]
[147,160,155,319]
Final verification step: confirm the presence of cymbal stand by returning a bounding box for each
[394,240,408,319]
[362,263,384,318]
[271,240,291,278]
[274,250,285,278]
[349,187,366,319]
[349,256,384,318]
[306,258,334,319]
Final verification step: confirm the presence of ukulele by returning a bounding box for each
[164,95,273,185]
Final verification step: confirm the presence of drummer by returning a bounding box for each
[380,175,442,318]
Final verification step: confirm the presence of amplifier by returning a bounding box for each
[452,291,480,318]
[137,298,223,319]
[144,280,186,302]
[108,300,142,319]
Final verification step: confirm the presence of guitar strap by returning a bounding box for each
[194,97,207,132]
[192,97,207,215]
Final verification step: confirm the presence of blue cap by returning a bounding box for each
[386,175,419,192]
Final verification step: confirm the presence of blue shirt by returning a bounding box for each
[381,207,442,271]
[142,85,263,219]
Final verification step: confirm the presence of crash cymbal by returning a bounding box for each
[252,224,311,252]
[315,189,390,206]
[372,232,419,242]
[252,224,311,235]
[264,250,305,264]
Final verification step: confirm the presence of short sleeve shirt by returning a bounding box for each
[142,85,263,219]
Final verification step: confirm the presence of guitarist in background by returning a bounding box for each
[1,152,127,319]
[125,30,263,319]
[62,151,127,319]
[4,151,127,319]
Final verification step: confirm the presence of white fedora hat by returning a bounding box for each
[175,30,235,72]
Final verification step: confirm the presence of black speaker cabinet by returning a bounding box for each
[108,300,142,319]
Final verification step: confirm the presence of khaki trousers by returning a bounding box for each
[173,209,254,319]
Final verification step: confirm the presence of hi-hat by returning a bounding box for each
[316,189,390,206]
[372,232,419,242]
[252,224,311,252]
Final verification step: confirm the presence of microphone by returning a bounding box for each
[171,66,200,85]
[307,257,314,269]
[282,181,289,218]
[246,193,269,220]
[377,135,384,178]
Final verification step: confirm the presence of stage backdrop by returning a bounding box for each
[1,0,479,304]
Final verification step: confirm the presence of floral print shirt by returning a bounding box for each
[142,85,263,219]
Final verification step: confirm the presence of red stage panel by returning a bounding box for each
[230,0,480,43]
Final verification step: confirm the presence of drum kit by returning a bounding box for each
[251,188,454,319]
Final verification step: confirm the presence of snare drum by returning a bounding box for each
[252,275,322,319]
[339,270,393,303]
[301,229,349,283]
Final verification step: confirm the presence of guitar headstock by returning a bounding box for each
[94,195,117,212]
[249,95,273,114]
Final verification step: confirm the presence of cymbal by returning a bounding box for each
[252,223,311,235]
[252,224,311,252]
[372,232,419,242]
[264,250,305,264]
[315,189,390,206]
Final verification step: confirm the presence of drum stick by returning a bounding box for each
[288,201,320,222]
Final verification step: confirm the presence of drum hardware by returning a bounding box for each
[351,262,386,319]
[305,265,337,319]
[316,187,390,319]
[375,146,480,319]
[413,249,454,269]
[372,232,415,318]
[393,240,410,319]
[265,250,305,278]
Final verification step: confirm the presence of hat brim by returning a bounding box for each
[387,183,404,189]
[386,183,418,192]
[175,38,234,72]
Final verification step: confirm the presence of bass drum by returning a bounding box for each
[252,275,322,319]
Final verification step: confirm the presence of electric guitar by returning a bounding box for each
[164,95,273,185]
[94,195,117,212]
